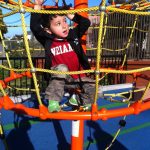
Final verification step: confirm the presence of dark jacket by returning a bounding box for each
[30,13,91,80]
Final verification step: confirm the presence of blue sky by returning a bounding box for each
[2,0,102,38]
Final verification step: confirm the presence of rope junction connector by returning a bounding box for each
[119,119,126,127]
[19,8,26,14]
[94,70,100,75]
[30,68,36,73]
[4,47,10,53]
[99,5,106,12]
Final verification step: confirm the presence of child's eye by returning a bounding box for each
[56,22,61,26]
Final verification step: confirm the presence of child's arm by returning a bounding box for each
[69,13,91,38]
[66,14,75,20]
[34,0,43,10]
[30,0,47,46]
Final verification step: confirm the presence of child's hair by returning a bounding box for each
[41,7,66,28]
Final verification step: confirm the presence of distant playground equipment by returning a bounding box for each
[0,0,150,149]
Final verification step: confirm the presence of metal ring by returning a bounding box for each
[99,6,106,12]
[94,70,100,75]
[30,68,36,73]
[19,8,26,14]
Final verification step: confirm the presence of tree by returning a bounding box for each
[0,9,8,40]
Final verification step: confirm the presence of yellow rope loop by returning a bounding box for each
[94,0,106,104]
[26,6,99,14]
[1,64,150,76]
[125,15,138,49]
[136,3,150,11]
[0,83,6,96]
[99,67,150,74]
[0,9,19,18]
[120,54,127,68]
[0,30,5,53]
[18,0,42,105]
[0,2,19,10]
[102,47,126,52]
[7,85,36,92]
[0,64,30,72]
[0,30,12,68]
[107,7,150,16]
[39,68,94,75]
[141,81,150,102]
[101,13,108,45]
[0,2,31,12]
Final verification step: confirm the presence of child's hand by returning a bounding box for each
[34,0,43,9]
[66,14,75,20]
[34,0,43,5]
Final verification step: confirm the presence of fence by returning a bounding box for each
[87,11,150,60]
[0,55,126,96]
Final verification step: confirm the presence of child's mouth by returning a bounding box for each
[63,30,68,34]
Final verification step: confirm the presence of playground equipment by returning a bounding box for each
[0,0,150,149]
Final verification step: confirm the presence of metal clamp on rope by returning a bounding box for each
[4,47,10,53]
[99,5,106,12]
[94,70,100,75]
[30,68,36,73]
[19,8,26,14]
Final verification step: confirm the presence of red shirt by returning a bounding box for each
[50,39,85,79]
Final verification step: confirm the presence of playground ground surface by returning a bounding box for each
[1,87,150,150]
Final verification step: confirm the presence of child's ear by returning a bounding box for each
[44,28,52,34]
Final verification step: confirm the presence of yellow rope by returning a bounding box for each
[141,81,150,102]
[7,85,36,92]
[94,0,106,104]
[0,30,12,68]
[0,9,19,18]
[107,7,150,15]
[18,0,42,105]
[1,63,150,75]
[0,83,6,96]
[125,15,138,49]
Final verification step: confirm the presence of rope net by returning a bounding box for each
[0,0,150,121]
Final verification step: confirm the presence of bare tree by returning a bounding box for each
[0,9,7,41]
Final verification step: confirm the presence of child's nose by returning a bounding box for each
[62,23,67,28]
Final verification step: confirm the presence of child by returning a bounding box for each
[30,0,101,112]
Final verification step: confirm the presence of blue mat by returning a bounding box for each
[1,88,150,150]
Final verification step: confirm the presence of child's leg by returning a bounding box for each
[76,77,103,105]
[45,79,65,112]
[45,64,69,112]
[45,79,65,102]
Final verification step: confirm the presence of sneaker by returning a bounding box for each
[69,94,92,108]
[69,94,78,106]
[82,103,91,111]
[48,100,61,112]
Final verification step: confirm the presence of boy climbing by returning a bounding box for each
[30,0,102,112]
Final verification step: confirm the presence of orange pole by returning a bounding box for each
[71,1,88,149]
[71,120,84,150]
[74,0,88,52]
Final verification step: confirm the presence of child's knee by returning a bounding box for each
[51,64,69,72]
[51,64,69,78]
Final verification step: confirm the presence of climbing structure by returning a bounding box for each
[0,0,150,149]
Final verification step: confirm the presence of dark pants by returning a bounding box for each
[45,64,102,104]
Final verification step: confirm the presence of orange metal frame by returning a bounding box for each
[1,92,150,121]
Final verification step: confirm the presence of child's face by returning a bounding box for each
[49,15,69,38]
